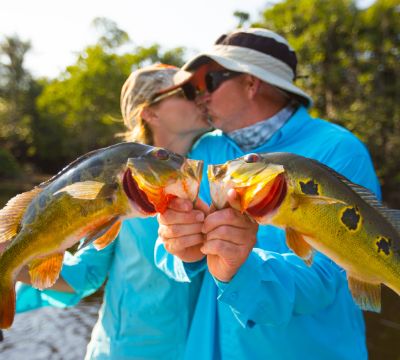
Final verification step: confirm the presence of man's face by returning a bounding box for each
[189,61,249,133]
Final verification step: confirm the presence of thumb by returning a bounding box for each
[227,189,242,212]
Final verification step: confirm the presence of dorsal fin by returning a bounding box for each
[307,158,400,232]
[0,187,42,243]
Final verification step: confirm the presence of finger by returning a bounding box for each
[205,225,253,245]
[167,197,194,212]
[158,209,205,226]
[202,207,254,233]
[163,234,204,254]
[159,222,204,239]
[201,239,239,259]
[227,188,242,212]
[194,197,211,215]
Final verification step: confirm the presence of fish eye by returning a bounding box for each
[153,148,170,161]
[244,153,261,163]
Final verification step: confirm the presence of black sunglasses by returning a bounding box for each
[205,70,242,93]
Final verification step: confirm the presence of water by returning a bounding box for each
[0,293,102,360]
[1,290,399,359]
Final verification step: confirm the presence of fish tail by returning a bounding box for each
[0,276,16,329]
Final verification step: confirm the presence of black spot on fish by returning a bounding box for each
[376,236,392,256]
[299,179,319,195]
[341,206,361,231]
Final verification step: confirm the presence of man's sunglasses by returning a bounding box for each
[204,70,242,93]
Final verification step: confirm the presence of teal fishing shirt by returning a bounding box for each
[16,216,201,360]
[155,106,381,360]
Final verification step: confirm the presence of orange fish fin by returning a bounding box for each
[285,227,314,266]
[0,187,42,243]
[93,220,122,250]
[0,279,16,329]
[347,275,381,313]
[29,253,64,290]
[54,181,105,200]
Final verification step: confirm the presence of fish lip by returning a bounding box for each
[122,168,156,215]
[246,174,287,218]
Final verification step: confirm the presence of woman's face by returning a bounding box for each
[151,93,210,138]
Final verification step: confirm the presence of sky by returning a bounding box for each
[0,0,376,79]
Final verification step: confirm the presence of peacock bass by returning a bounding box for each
[208,152,400,313]
[0,142,203,329]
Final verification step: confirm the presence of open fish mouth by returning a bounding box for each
[245,173,287,218]
[122,168,156,214]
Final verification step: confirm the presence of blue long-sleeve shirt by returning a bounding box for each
[155,106,381,359]
[16,216,202,360]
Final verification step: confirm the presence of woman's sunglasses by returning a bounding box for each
[149,82,198,104]
[149,70,242,105]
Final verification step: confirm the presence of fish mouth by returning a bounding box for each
[122,168,156,214]
[243,173,287,218]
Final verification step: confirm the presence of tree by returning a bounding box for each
[0,35,38,162]
[34,19,186,172]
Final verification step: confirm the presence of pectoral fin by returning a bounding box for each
[93,220,121,250]
[347,275,381,313]
[285,227,314,266]
[78,217,121,250]
[0,187,42,243]
[291,193,345,210]
[54,181,105,200]
[29,253,64,290]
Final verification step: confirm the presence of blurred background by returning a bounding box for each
[0,0,399,358]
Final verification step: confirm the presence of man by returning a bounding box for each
[155,28,380,359]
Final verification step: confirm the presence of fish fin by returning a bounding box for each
[285,227,314,266]
[291,193,346,209]
[347,275,381,313]
[78,217,120,250]
[0,187,42,243]
[54,181,105,200]
[0,278,16,329]
[29,253,64,290]
[384,209,400,232]
[93,220,122,250]
[306,159,400,231]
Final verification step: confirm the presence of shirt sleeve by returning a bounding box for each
[215,136,381,328]
[16,240,115,313]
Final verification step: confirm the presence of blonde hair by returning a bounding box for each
[121,102,154,145]
[120,64,178,144]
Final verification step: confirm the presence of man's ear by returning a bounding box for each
[140,107,158,126]
[245,75,261,99]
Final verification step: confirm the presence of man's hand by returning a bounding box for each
[201,190,258,282]
[158,197,209,263]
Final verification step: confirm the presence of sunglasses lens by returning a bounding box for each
[182,83,197,101]
[205,73,217,93]
[205,71,241,93]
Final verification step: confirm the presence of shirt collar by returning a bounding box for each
[226,101,299,152]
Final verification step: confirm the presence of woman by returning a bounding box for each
[15,64,210,359]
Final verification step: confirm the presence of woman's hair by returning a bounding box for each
[122,102,154,144]
[120,64,179,145]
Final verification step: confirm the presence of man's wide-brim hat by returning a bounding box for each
[181,28,312,107]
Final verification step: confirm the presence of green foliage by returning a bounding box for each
[0,148,21,179]
[34,22,186,172]
[256,0,400,206]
